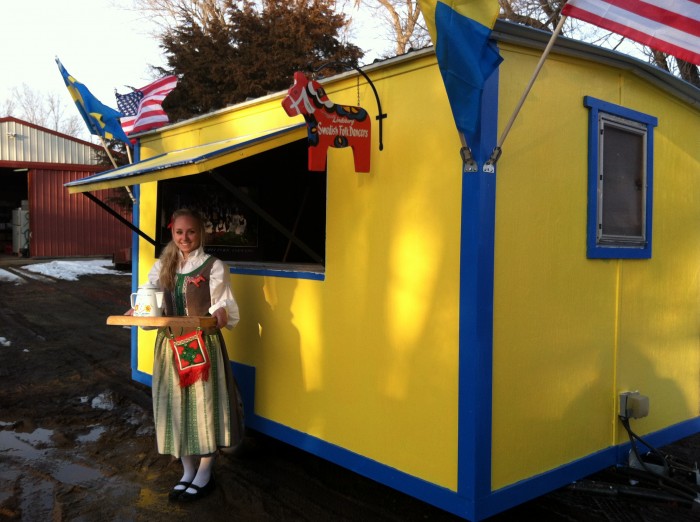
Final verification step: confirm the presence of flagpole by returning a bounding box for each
[484,14,568,172]
[98,136,137,205]
[56,58,137,205]
[98,136,119,169]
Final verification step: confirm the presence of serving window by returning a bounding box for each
[156,139,326,272]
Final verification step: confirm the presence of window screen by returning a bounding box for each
[584,97,657,259]
[598,117,646,244]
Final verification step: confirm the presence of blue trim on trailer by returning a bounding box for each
[65,123,306,187]
[229,266,325,281]
[583,96,657,260]
[129,143,143,385]
[132,367,152,387]
[456,70,499,521]
[232,359,700,521]
[123,69,700,521]
[479,416,700,519]
[231,362,473,519]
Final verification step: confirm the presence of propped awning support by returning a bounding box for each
[67,123,310,254]
[82,192,156,246]
[65,123,306,193]
[209,171,323,264]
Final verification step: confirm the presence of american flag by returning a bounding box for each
[562,0,700,66]
[116,75,178,135]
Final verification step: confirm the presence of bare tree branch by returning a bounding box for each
[353,0,428,56]
[499,0,698,86]
[2,84,84,138]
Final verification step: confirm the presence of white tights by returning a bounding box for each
[175,454,215,491]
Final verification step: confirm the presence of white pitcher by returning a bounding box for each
[130,283,165,317]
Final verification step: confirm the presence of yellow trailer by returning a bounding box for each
[68,21,700,520]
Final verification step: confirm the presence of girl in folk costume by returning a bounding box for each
[129,208,244,502]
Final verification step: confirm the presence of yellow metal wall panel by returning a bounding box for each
[491,44,700,489]
[492,49,619,489]
[229,59,462,489]
[145,91,306,157]
[135,181,160,375]
[615,79,700,433]
[127,39,700,500]
[134,54,462,489]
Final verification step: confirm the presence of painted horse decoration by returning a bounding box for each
[282,71,371,173]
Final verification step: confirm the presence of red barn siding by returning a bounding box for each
[28,169,132,258]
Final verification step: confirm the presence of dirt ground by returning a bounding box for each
[1,258,700,522]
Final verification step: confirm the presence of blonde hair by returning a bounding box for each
[159,208,206,290]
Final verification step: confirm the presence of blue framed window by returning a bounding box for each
[584,96,657,259]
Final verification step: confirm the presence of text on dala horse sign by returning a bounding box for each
[282,72,371,173]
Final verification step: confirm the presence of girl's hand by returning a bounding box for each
[124,308,134,316]
[213,307,227,329]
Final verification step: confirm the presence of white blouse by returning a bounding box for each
[147,246,240,329]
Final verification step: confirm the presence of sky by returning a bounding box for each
[1,1,165,110]
[0,0,654,139]
[0,0,387,126]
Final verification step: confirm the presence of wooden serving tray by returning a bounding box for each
[106,315,217,328]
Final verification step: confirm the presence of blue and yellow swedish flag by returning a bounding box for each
[56,58,130,143]
[420,0,502,145]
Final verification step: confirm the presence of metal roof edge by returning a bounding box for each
[134,48,436,139]
[133,22,698,138]
[0,116,104,148]
[491,19,700,110]
[0,160,105,172]
[65,122,306,192]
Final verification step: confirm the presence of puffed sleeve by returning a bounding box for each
[208,258,240,329]
[147,259,163,287]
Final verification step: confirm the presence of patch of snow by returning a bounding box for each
[21,259,128,281]
[91,392,115,411]
[0,269,24,285]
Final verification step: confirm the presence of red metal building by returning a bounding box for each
[0,117,131,260]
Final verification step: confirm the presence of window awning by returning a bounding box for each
[65,122,307,193]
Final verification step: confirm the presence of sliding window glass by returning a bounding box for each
[584,97,657,259]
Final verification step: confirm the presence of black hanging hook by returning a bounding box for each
[311,62,387,151]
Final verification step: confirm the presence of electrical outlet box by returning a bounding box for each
[619,391,650,419]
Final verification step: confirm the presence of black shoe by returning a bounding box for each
[168,481,191,502]
[177,476,216,502]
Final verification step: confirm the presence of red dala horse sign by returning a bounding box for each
[282,72,371,173]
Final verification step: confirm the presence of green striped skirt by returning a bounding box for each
[152,328,244,458]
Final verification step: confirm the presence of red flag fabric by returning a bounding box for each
[116,75,178,135]
[562,0,700,66]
